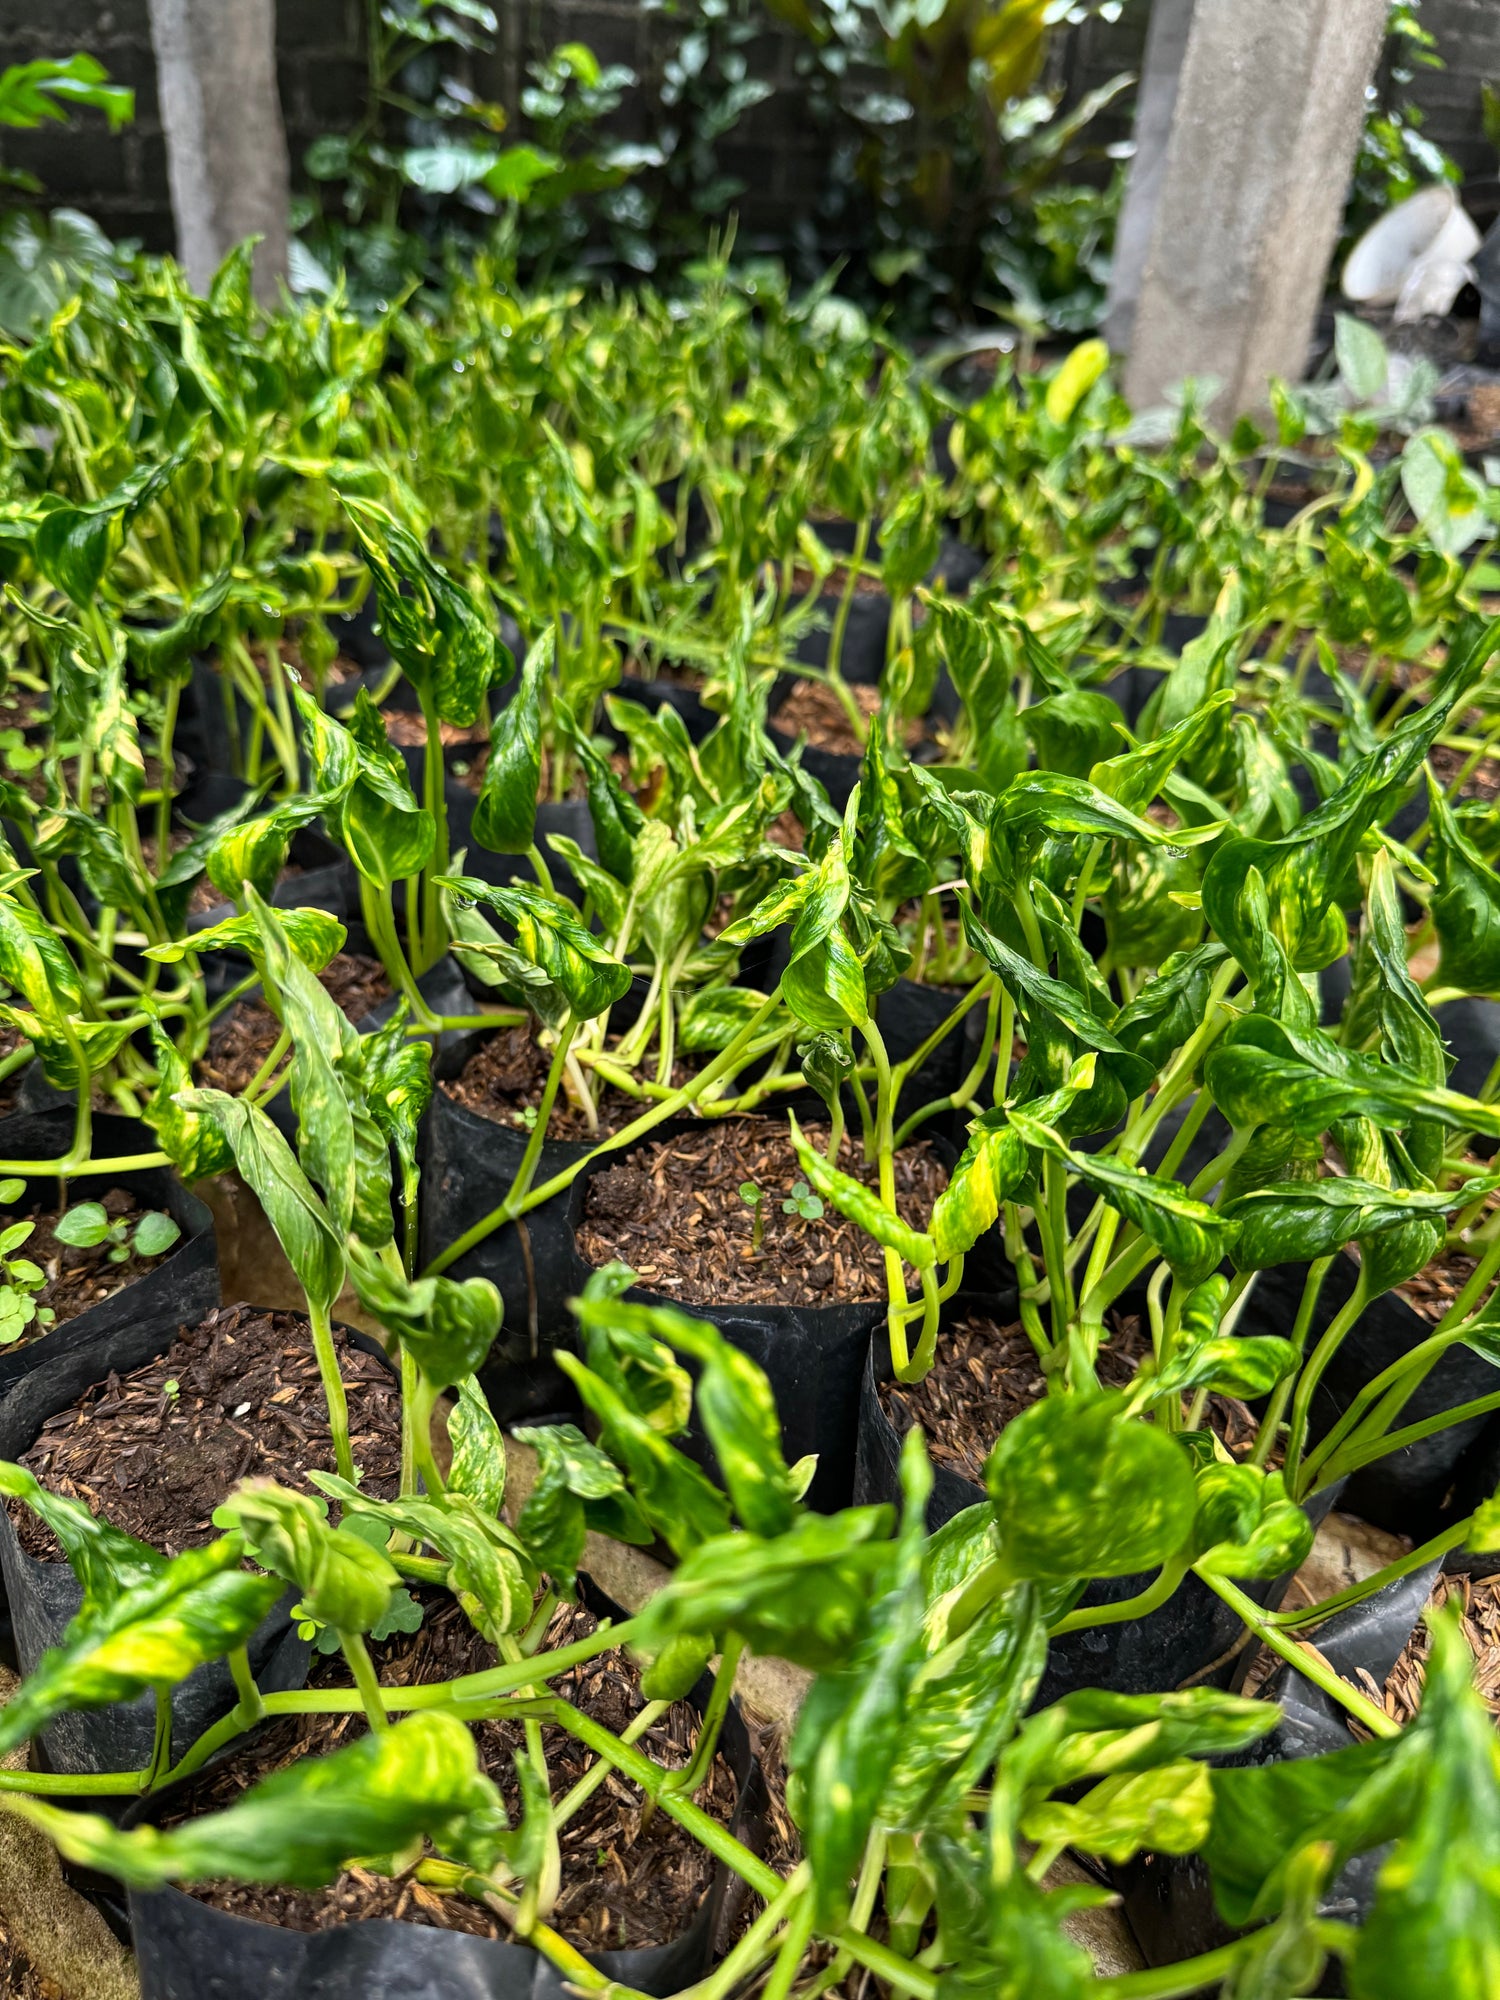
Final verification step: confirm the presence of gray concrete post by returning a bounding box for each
[1104,0,1195,354]
[146,0,290,304]
[1121,0,1389,418]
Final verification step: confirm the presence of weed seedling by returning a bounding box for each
[0,1178,50,1346]
[783,1179,824,1223]
[53,1202,181,1265]
[739,1180,767,1251]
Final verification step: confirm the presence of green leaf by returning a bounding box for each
[484,142,562,201]
[1427,776,1500,997]
[52,1202,109,1249]
[791,1433,931,1924]
[0,1462,163,1620]
[1349,1604,1500,1998]
[1192,1465,1314,1579]
[204,798,329,908]
[5,1712,504,1890]
[1206,1015,1500,1142]
[511,1421,650,1596]
[172,1091,344,1319]
[340,496,499,726]
[346,1247,500,1393]
[576,1294,802,1539]
[1021,1762,1213,1864]
[930,1108,1032,1262]
[555,1351,732,1559]
[144,1020,234,1183]
[1009,1110,1231,1284]
[786,1111,935,1269]
[1023,691,1124,779]
[0,1536,281,1757]
[131,1212,180,1259]
[1334,313,1390,404]
[144,906,346,974]
[472,630,548,855]
[1205,1733,1421,1928]
[313,1478,537,1643]
[447,1376,506,1519]
[984,1393,1198,1582]
[214,1482,397,1636]
[436,876,630,1025]
[1222,1171,1499,1273]
[630,1504,895,1673]
[1037,1686,1280,1788]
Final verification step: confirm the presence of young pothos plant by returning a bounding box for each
[3,1280,1485,1995]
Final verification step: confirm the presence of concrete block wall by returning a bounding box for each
[0,0,1498,257]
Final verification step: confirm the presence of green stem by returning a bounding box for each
[310,1297,355,1486]
[1288,1274,1371,1498]
[425,986,786,1276]
[662,1635,744,1797]
[1252,1255,1331,1470]
[1271,1517,1473,1631]
[1049,1556,1190,1637]
[341,1630,391,1734]
[1199,1572,1399,1737]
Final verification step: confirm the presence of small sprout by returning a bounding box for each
[163,1378,180,1403]
[0,1205,50,1347]
[54,1202,181,1265]
[517,1105,540,1131]
[0,1178,25,1206]
[738,1180,766,1252]
[783,1179,824,1223]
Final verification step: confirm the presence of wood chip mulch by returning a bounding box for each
[1428,740,1500,805]
[1397,1248,1481,1326]
[773,679,922,759]
[1369,1572,1500,1730]
[577,1120,946,1308]
[881,1309,1265,1488]
[195,951,394,1096]
[180,1595,796,1951]
[9,1303,401,1561]
[442,1025,698,1143]
[1,1189,180,1351]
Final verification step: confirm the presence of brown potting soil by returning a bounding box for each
[1372,1571,1500,1729]
[139,832,225,918]
[771,679,923,760]
[577,1121,946,1308]
[1428,739,1500,804]
[879,1307,1264,1487]
[196,953,394,1096]
[0,1190,182,1351]
[1397,1247,1481,1326]
[442,1026,702,1143]
[9,1304,401,1561]
[177,1595,793,1951]
[790,564,887,600]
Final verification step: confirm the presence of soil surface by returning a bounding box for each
[0,1918,52,2000]
[577,1120,946,1307]
[1376,1571,1500,1728]
[10,1304,400,1561]
[176,1596,789,1952]
[0,1189,182,1351]
[1428,739,1500,805]
[196,952,393,1096]
[772,679,927,760]
[442,1026,702,1143]
[879,1307,1263,1486]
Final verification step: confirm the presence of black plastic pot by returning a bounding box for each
[1236,1252,1500,1539]
[614,674,718,745]
[0,1304,330,1776]
[854,1313,1342,1704]
[1114,1559,1443,1986]
[121,1585,768,2000]
[426,1102,937,1510]
[0,1110,218,1403]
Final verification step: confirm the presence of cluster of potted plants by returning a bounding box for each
[0,246,1493,1992]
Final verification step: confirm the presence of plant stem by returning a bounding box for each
[425,986,786,1275]
[1199,1572,1399,1738]
[1287,1274,1370,1498]
[309,1297,355,1485]
[341,1631,391,1734]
